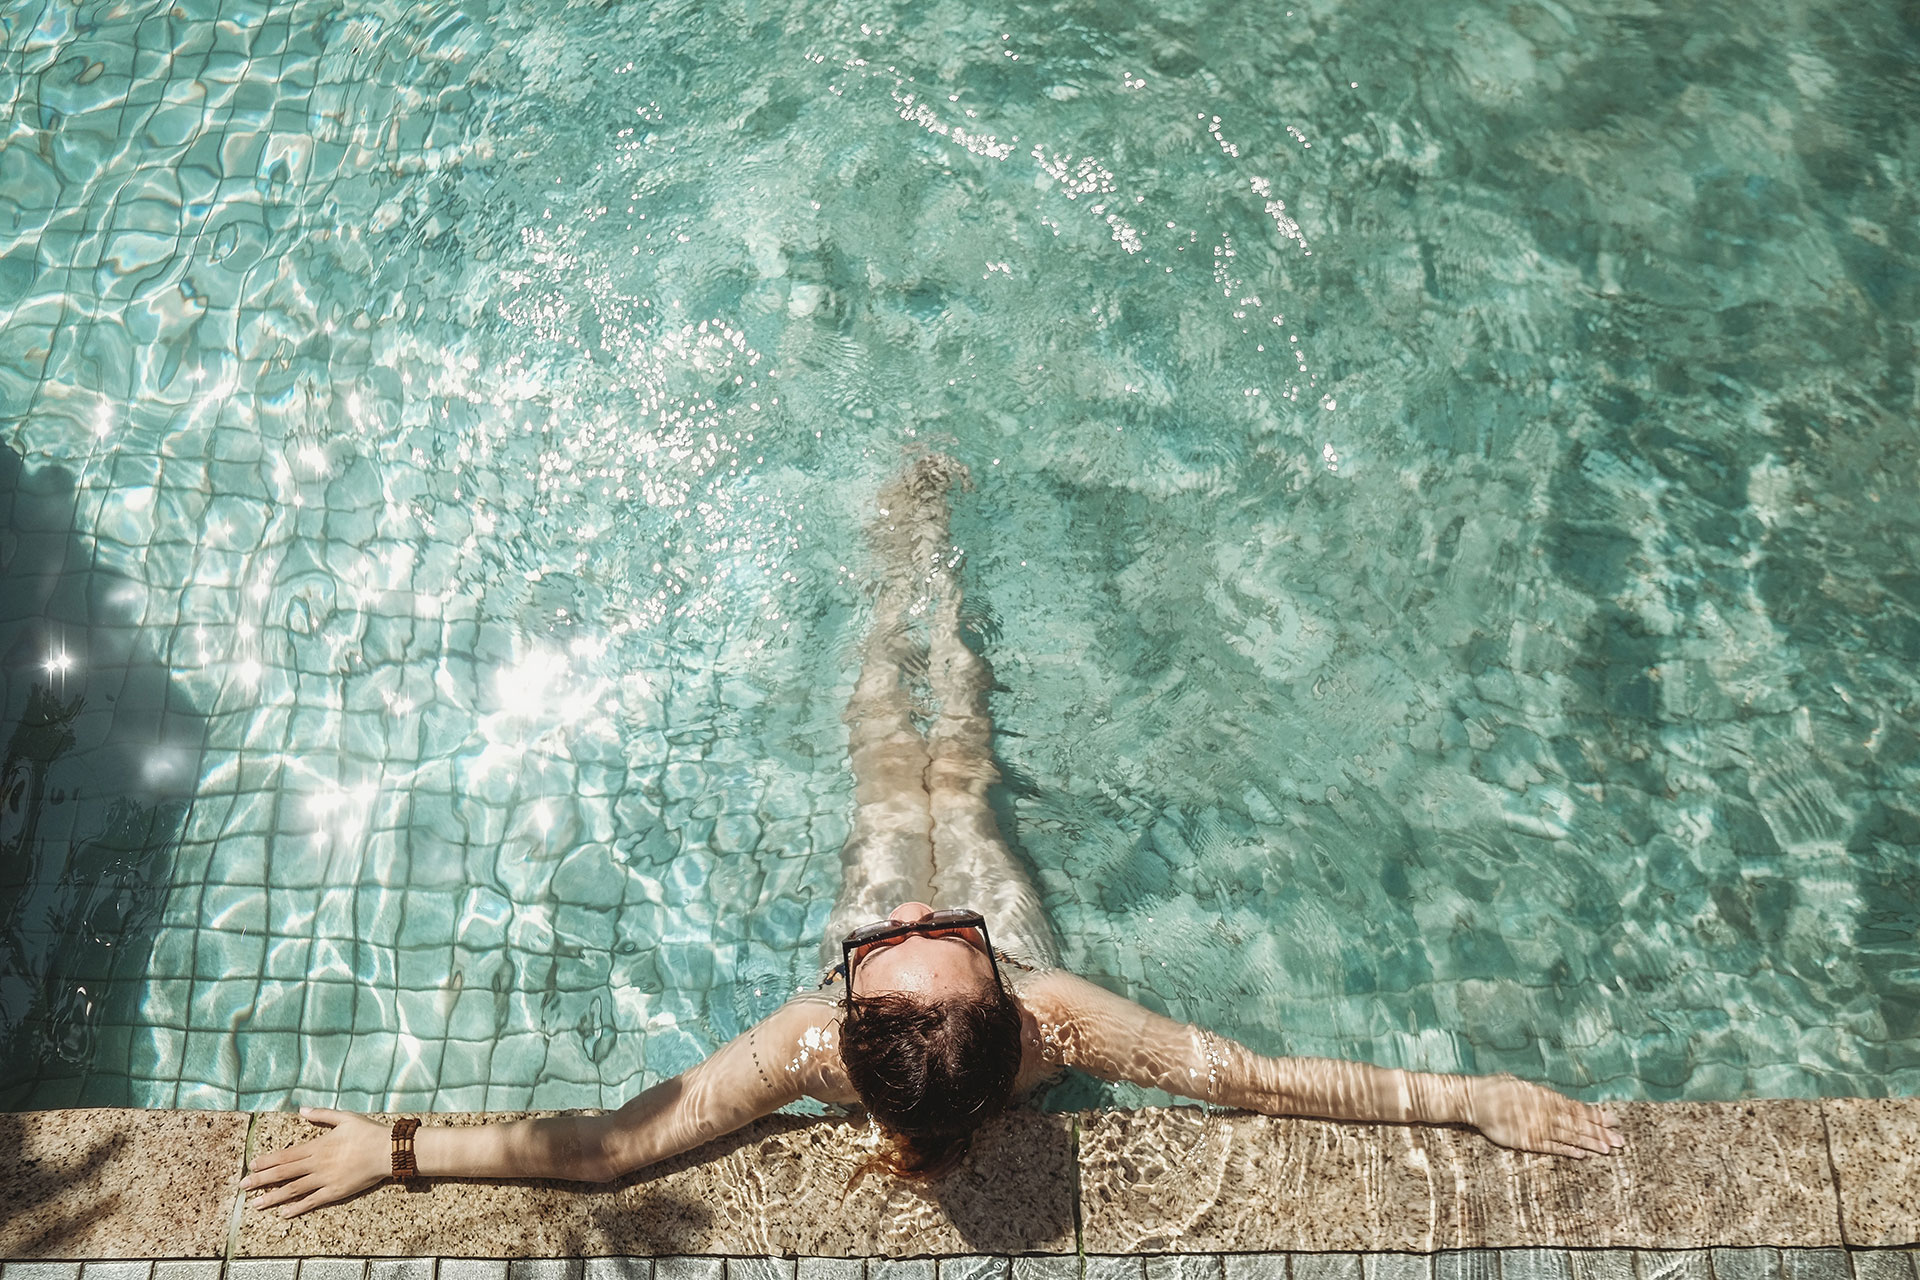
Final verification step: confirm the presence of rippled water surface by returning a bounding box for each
[2,0,1917,1110]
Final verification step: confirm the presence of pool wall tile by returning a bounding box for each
[1633,1254,1710,1280]
[1706,1252,1780,1280]
[509,1263,583,1280]
[1849,1254,1920,1280]
[363,1269,430,1280]
[1568,1256,1636,1280]
[1295,1259,1365,1280]
[1822,1099,1920,1247]
[1010,1260,1078,1280]
[1222,1259,1289,1280]
[1078,1103,1842,1253]
[1082,1260,1145,1280]
[1145,1261,1223,1280]
[584,1262,653,1280]
[1433,1254,1498,1280]
[228,1264,298,1280]
[795,1263,862,1280]
[77,1266,153,1280]
[5,1266,84,1280]
[151,1265,221,1280]
[868,1264,932,1280]
[1778,1255,1850,1280]
[297,1264,369,1280]
[938,1260,1008,1280]
[729,1262,795,1280]
[1362,1257,1431,1280]
[1498,1251,1571,1280]
[0,1110,246,1260]
[440,1264,508,1280]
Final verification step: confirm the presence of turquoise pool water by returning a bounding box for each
[2,0,1916,1113]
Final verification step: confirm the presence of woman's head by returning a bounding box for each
[837,904,1025,1175]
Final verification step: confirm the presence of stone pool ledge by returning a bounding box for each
[1,1101,1916,1262]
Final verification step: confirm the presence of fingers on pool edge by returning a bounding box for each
[300,1105,352,1126]
[1580,1127,1626,1154]
[247,1180,298,1211]
[243,1147,292,1178]
[285,1181,347,1219]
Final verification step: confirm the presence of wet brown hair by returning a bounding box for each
[838,982,1023,1176]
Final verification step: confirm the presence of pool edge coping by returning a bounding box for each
[2,1100,1916,1261]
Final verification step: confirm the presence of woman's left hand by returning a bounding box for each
[1464,1074,1626,1157]
[241,1107,391,1217]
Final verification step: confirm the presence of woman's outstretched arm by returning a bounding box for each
[242,993,845,1217]
[1024,969,1624,1157]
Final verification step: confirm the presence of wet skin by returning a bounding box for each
[238,454,1627,1220]
[241,897,1626,1218]
[847,900,999,1001]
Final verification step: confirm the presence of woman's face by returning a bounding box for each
[848,901,999,1002]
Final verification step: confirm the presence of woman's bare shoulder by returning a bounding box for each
[1009,967,1174,1083]
[766,989,857,1105]
[1010,966,1106,1019]
[1009,968,1096,1087]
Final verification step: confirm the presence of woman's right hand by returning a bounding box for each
[1464,1074,1625,1157]
[241,1106,391,1217]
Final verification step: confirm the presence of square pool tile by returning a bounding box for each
[584,1264,652,1280]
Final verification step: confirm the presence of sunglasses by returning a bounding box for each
[840,909,1002,996]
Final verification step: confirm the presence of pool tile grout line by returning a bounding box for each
[227,1112,262,1268]
[1818,1103,1848,1250]
[1070,1113,1085,1269]
[1819,1099,1920,1248]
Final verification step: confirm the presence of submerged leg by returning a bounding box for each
[821,577,934,972]
[819,461,960,970]
[916,466,1061,968]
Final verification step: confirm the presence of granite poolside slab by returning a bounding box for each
[8,1102,1918,1261]
[1077,1102,1844,1253]
[235,1110,1075,1259]
[1823,1097,1920,1247]
[0,1110,248,1260]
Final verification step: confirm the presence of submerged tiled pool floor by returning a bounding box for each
[11,0,1920,1121]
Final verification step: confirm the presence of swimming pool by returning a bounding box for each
[2,0,1916,1114]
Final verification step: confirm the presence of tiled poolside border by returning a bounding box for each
[1,1254,1919,1280]
[2,1102,1916,1262]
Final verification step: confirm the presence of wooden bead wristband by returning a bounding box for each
[390,1117,422,1183]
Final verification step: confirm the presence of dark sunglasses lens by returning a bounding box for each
[848,911,976,940]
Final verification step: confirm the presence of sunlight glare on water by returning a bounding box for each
[0,0,1915,1112]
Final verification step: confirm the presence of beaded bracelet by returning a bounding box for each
[391,1117,422,1183]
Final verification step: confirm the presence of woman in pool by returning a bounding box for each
[243,456,1624,1218]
